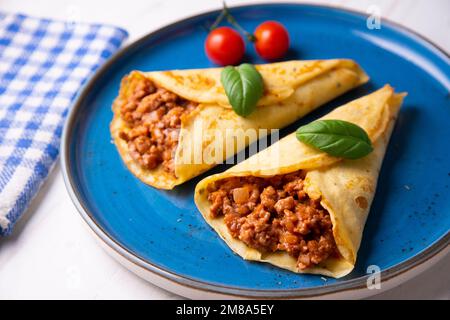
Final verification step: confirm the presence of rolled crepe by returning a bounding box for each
[195,85,406,278]
[111,60,368,189]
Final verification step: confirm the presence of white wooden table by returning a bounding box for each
[0,0,448,299]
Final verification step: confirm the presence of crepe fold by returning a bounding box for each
[195,85,406,278]
[111,60,368,189]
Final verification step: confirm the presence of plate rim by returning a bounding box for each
[61,2,450,298]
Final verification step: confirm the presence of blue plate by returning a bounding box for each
[62,4,450,298]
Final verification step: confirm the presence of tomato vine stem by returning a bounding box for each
[209,2,256,42]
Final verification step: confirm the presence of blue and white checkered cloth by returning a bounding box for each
[0,12,128,236]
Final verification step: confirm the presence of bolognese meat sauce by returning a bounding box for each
[207,170,338,269]
[117,74,197,174]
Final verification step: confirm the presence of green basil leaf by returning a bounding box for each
[296,119,374,159]
[221,63,264,117]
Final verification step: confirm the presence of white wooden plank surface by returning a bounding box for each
[0,0,448,299]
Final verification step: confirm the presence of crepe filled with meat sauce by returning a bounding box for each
[111,60,368,189]
[195,86,406,277]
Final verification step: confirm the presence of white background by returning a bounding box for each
[0,0,449,299]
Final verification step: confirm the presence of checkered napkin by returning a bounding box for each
[0,12,128,236]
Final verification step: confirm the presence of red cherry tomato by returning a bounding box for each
[205,26,245,65]
[254,21,290,60]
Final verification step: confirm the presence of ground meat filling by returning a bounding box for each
[117,75,197,174]
[207,171,338,269]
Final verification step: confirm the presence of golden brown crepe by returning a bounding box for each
[194,85,406,278]
[111,60,368,189]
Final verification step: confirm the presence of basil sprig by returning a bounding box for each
[221,63,264,117]
[296,119,373,159]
